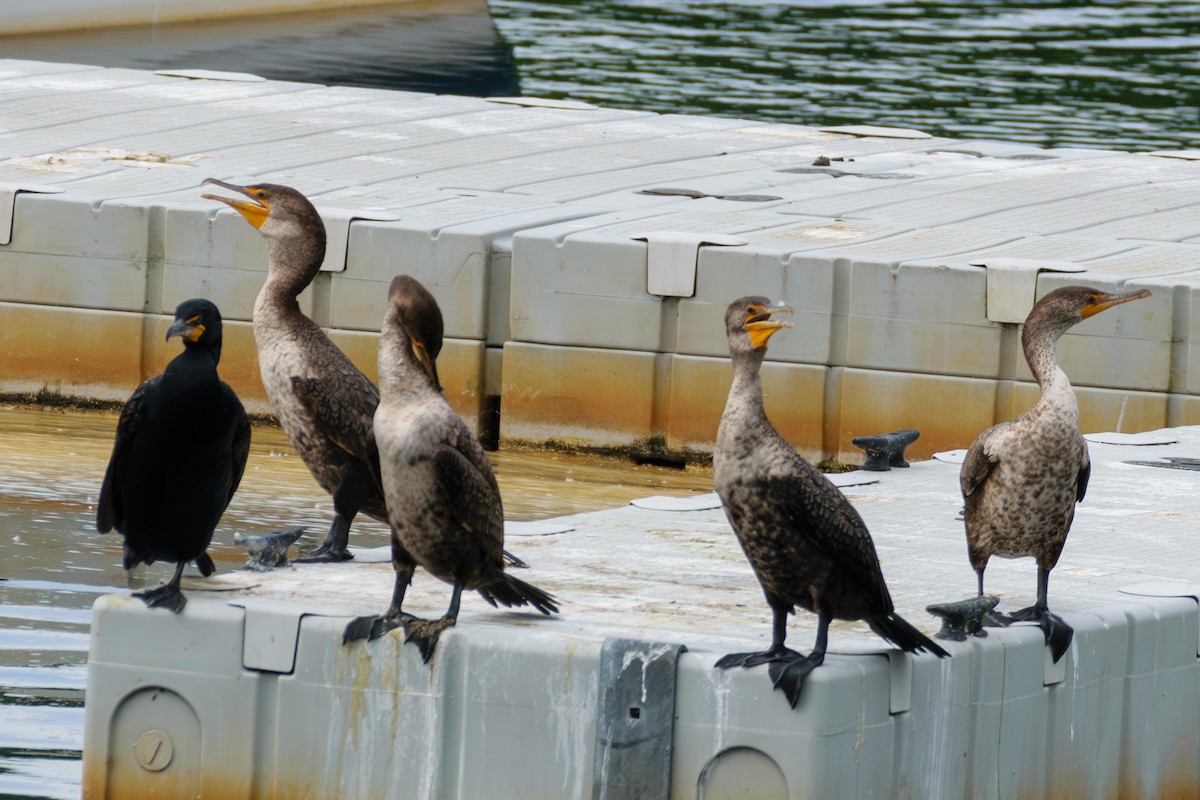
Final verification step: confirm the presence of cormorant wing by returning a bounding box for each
[290,374,383,488]
[224,382,252,509]
[767,451,893,605]
[97,376,160,533]
[1076,441,1091,503]
[431,431,505,556]
[960,425,1003,501]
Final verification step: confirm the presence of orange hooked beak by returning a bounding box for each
[1080,287,1151,319]
[201,178,270,230]
[744,301,793,349]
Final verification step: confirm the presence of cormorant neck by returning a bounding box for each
[167,341,219,374]
[263,234,324,301]
[1021,315,1069,390]
[378,325,436,402]
[725,347,767,416]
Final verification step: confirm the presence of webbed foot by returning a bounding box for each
[294,541,354,564]
[767,653,823,709]
[341,611,415,645]
[133,584,187,614]
[1009,605,1073,663]
[716,646,820,708]
[402,616,457,663]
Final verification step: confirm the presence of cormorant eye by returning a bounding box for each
[256,190,267,199]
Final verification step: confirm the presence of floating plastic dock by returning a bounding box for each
[2,60,1199,461]
[82,427,1200,798]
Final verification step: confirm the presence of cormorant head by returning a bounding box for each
[166,298,224,358]
[725,296,793,353]
[201,179,327,272]
[385,275,445,391]
[1025,285,1150,340]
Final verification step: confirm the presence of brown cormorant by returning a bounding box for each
[961,285,1150,662]
[97,298,251,612]
[342,275,557,661]
[201,179,385,563]
[713,296,948,707]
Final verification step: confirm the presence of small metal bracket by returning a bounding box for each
[0,183,65,245]
[630,231,747,297]
[969,258,1087,323]
[319,208,402,272]
[592,637,687,800]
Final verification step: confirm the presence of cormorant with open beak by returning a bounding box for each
[714,296,948,707]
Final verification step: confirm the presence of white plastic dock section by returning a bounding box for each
[0,0,435,35]
[83,428,1200,798]
[3,60,1200,460]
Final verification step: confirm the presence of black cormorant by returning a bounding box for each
[97,298,250,612]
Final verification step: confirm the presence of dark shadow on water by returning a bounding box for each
[0,0,521,97]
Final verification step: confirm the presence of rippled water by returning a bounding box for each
[0,404,710,799]
[491,0,1200,151]
[1,1,1198,151]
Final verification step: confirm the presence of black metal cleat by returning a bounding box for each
[234,527,305,571]
[926,595,1001,641]
[851,429,921,471]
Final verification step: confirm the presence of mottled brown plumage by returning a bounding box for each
[342,275,557,661]
[714,296,947,707]
[961,284,1150,662]
[202,179,385,562]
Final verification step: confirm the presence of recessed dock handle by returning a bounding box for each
[630,231,747,297]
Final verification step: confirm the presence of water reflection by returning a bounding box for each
[0,0,520,97]
[0,403,711,799]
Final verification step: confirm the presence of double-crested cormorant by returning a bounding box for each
[97,298,251,612]
[342,275,557,661]
[201,179,384,563]
[961,285,1150,662]
[714,296,948,707]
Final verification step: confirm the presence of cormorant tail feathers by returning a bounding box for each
[866,614,950,658]
[476,574,559,616]
[195,553,217,578]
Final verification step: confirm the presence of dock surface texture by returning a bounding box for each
[83,426,1200,798]
[2,60,1199,461]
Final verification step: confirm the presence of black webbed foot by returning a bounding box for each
[767,653,823,709]
[341,611,415,645]
[235,527,305,571]
[926,595,1001,641]
[716,646,821,708]
[402,616,457,663]
[133,584,187,614]
[294,541,354,563]
[1008,605,1073,663]
[714,646,803,670]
